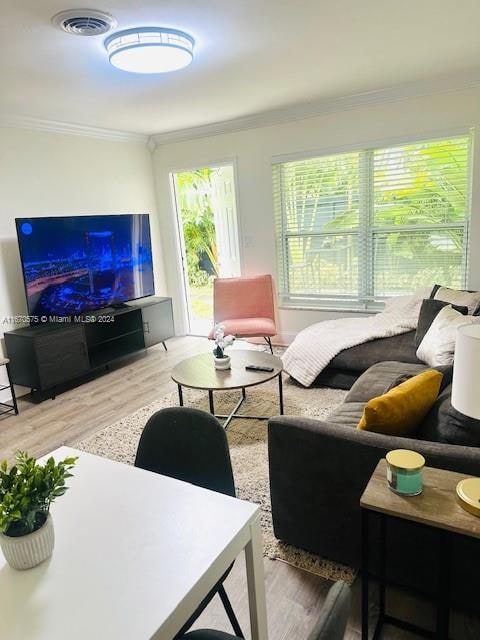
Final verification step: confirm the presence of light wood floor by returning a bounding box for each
[1,335,478,639]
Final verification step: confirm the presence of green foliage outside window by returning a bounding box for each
[277,136,470,302]
[175,169,219,287]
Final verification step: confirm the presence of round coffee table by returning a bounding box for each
[171,349,284,428]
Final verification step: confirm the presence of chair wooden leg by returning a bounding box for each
[264,337,273,354]
[218,584,244,638]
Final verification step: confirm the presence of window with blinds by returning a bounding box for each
[273,135,472,309]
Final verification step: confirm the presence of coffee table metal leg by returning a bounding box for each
[178,384,183,406]
[278,372,284,415]
[209,390,215,415]
[222,394,245,430]
[242,387,246,399]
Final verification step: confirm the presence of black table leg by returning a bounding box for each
[242,387,246,400]
[436,530,452,639]
[361,508,369,640]
[177,384,183,406]
[377,514,386,638]
[209,390,215,415]
[6,362,18,415]
[278,372,284,415]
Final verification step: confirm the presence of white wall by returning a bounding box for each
[153,86,480,343]
[0,127,166,331]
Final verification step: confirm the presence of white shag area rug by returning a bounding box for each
[75,377,355,584]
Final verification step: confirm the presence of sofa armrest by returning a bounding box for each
[272,416,480,471]
[268,416,480,567]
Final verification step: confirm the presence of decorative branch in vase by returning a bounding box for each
[213,323,235,370]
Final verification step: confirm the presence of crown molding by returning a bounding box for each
[150,69,480,147]
[0,114,148,144]
[2,69,480,148]
[146,136,157,152]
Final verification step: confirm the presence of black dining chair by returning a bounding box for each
[179,580,352,640]
[134,406,244,639]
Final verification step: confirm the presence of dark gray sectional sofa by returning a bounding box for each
[268,360,480,611]
[315,289,480,389]
[314,330,422,389]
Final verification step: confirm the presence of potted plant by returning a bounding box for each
[213,323,235,370]
[0,451,77,570]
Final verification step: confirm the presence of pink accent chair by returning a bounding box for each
[208,275,277,352]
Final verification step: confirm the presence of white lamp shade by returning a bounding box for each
[451,323,480,419]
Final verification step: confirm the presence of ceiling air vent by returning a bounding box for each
[52,9,117,36]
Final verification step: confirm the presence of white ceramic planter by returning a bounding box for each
[214,355,231,370]
[0,513,55,570]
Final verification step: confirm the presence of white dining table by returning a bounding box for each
[0,447,268,640]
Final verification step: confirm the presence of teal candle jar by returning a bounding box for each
[386,449,425,496]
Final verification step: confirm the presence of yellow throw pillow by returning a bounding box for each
[357,369,443,437]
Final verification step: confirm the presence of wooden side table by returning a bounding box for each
[0,357,18,417]
[360,459,480,640]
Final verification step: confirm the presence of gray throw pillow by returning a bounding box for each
[385,373,414,392]
[415,298,468,347]
[418,385,480,446]
[386,364,453,394]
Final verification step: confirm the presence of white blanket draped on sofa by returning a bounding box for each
[282,290,429,387]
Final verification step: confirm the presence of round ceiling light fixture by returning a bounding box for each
[104,27,194,73]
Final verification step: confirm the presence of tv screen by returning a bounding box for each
[16,214,155,318]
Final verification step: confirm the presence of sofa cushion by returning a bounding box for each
[415,298,468,347]
[357,369,443,437]
[418,384,480,446]
[329,330,421,373]
[345,361,428,403]
[327,402,366,428]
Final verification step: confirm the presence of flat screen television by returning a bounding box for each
[16,214,155,318]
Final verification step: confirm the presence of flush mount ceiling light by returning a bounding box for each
[104,27,194,73]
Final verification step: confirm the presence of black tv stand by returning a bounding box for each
[4,296,174,400]
[110,302,130,309]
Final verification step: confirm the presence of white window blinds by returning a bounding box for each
[273,135,472,309]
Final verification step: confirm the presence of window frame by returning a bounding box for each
[273,131,473,311]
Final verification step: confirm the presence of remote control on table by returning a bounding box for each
[245,365,274,373]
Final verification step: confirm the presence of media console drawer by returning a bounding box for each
[35,326,89,388]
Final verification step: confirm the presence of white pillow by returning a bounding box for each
[434,286,480,314]
[416,305,480,366]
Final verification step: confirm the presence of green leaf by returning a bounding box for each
[0,452,77,532]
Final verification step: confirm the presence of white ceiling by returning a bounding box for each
[1,0,480,136]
